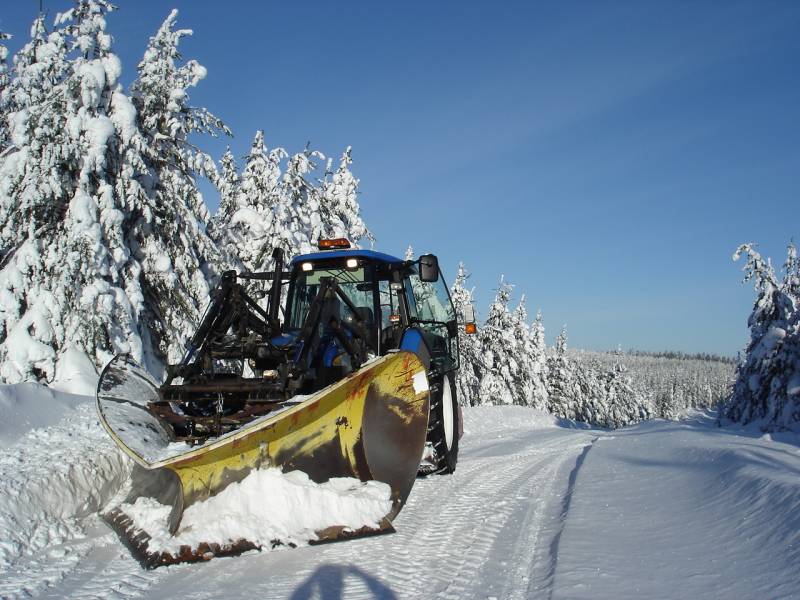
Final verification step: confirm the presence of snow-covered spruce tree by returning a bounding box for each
[572,348,733,419]
[0,30,12,153]
[549,338,651,428]
[724,243,800,430]
[208,147,242,270]
[529,309,550,409]
[477,276,517,405]
[511,296,542,407]
[0,4,230,383]
[211,131,286,272]
[212,135,373,273]
[214,147,240,226]
[594,360,651,428]
[269,147,325,264]
[450,262,481,406]
[319,147,372,246]
[0,0,149,381]
[571,357,607,424]
[0,14,70,251]
[546,326,578,418]
[129,8,230,367]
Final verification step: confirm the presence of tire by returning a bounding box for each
[422,371,459,475]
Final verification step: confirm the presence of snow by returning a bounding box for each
[0,399,129,593]
[0,306,57,381]
[0,386,797,599]
[552,412,800,599]
[0,382,84,448]
[461,404,559,436]
[51,345,99,396]
[120,469,392,555]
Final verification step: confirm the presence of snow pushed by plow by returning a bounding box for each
[120,470,392,556]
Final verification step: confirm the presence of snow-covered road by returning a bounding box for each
[1,396,798,599]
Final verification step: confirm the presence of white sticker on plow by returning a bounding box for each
[412,371,429,394]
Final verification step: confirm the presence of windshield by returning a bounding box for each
[287,265,375,330]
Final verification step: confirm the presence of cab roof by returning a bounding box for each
[291,248,404,265]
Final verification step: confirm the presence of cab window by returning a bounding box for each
[407,268,458,370]
[408,270,455,324]
[287,266,375,330]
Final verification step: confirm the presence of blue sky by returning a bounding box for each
[3,1,799,356]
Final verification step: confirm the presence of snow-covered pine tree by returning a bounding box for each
[0,0,150,381]
[595,360,651,428]
[529,309,549,410]
[571,356,605,424]
[208,147,242,270]
[0,4,232,383]
[129,8,230,367]
[269,146,325,263]
[319,147,372,247]
[725,242,800,430]
[404,245,414,261]
[450,261,481,406]
[477,276,517,405]
[546,326,577,418]
[0,30,11,153]
[511,295,537,406]
[211,131,286,272]
[0,14,70,250]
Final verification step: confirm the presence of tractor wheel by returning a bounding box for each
[421,371,459,475]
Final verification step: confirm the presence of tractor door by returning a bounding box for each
[404,266,459,374]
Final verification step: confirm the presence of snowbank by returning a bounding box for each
[50,345,99,396]
[0,402,130,571]
[462,405,559,437]
[121,468,392,555]
[0,382,87,448]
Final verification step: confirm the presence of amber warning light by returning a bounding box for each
[318,238,351,250]
[464,304,477,335]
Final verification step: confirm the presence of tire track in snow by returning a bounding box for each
[435,456,563,600]
[273,432,592,600]
[525,435,598,599]
[438,436,593,600]
[37,519,165,600]
[225,443,509,599]
[359,439,571,598]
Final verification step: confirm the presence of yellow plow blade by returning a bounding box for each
[97,351,430,567]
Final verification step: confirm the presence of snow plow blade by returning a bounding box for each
[96,352,430,567]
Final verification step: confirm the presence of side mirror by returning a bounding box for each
[463,304,477,334]
[419,254,439,282]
